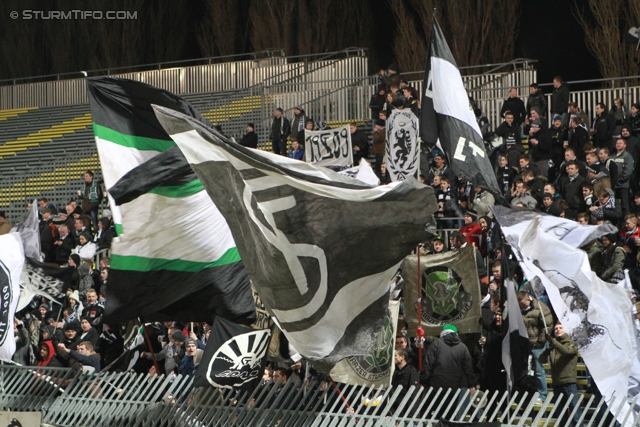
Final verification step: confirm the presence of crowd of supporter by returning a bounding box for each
[3,67,640,422]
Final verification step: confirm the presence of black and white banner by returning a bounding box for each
[0,233,25,362]
[337,159,380,186]
[386,109,420,182]
[304,125,353,167]
[153,105,436,367]
[194,316,271,390]
[420,17,502,196]
[516,217,637,426]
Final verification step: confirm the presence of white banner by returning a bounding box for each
[329,300,399,387]
[0,233,25,362]
[0,411,42,426]
[304,125,353,167]
[519,217,637,427]
[386,109,420,181]
[337,158,380,186]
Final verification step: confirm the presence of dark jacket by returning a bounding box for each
[239,131,258,149]
[559,173,586,212]
[270,116,291,144]
[391,363,420,412]
[351,129,369,159]
[69,350,101,374]
[421,333,476,389]
[526,90,547,116]
[369,92,387,119]
[520,298,553,349]
[79,328,100,348]
[501,97,527,125]
[526,178,545,206]
[592,113,615,148]
[528,127,553,162]
[495,121,523,149]
[55,234,75,265]
[548,333,578,386]
[551,84,570,115]
[568,126,589,161]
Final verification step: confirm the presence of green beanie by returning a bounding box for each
[443,324,458,333]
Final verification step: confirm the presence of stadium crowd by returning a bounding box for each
[2,65,638,422]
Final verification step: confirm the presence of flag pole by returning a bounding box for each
[416,245,424,371]
[327,376,351,412]
[140,318,161,375]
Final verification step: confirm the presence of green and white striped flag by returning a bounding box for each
[87,77,255,324]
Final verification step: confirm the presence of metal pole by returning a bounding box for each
[416,245,424,372]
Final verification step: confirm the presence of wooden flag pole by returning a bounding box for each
[416,245,424,371]
[140,319,161,375]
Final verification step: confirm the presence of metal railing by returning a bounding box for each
[0,364,635,426]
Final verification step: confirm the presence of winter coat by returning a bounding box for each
[511,191,538,210]
[12,325,31,366]
[600,245,626,282]
[548,333,578,386]
[79,328,100,348]
[495,121,524,150]
[526,90,547,116]
[372,127,386,155]
[77,264,94,301]
[369,93,386,119]
[470,191,495,219]
[520,298,553,348]
[55,235,75,265]
[612,150,634,188]
[421,333,476,389]
[592,113,615,148]
[631,112,640,137]
[270,116,291,144]
[583,242,603,273]
[551,84,570,116]
[568,126,589,162]
[500,97,527,125]
[240,131,258,149]
[559,174,586,212]
[69,350,101,374]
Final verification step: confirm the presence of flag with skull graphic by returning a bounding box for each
[386,109,420,182]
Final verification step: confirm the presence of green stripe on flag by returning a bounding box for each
[115,223,123,235]
[111,247,241,272]
[93,123,175,152]
[149,179,205,198]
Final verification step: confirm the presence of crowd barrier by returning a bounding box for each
[0,364,635,427]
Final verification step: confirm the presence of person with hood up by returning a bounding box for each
[38,340,63,367]
[421,324,476,419]
[599,233,626,282]
[93,217,114,250]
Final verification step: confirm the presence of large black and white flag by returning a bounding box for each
[519,217,638,426]
[501,278,530,389]
[152,106,437,367]
[386,109,420,182]
[194,317,271,390]
[420,17,502,196]
[0,233,25,362]
[402,246,482,335]
[304,125,353,167]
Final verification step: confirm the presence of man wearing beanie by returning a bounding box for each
[270,108,290,156]
[142,328,186,376]
[421,324,476,419]
[459,209,483,251]
[240,123,258,149]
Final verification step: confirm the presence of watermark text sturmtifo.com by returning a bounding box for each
[10,10,138,20]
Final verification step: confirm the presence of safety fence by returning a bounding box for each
[0,364,636,426]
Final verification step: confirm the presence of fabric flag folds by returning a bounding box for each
[152,105,437,367]
[420,17,502,196]
[519,217,637,426]
[0,233,25,362]
[329,300,400,387]
[86,77,255,324]
[194,317,271,390]
[501,278,530,389]
[402,247,481,335]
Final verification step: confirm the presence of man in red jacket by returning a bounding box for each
[458,210,484,254]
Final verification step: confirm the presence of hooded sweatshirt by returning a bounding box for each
[421,331,476,389]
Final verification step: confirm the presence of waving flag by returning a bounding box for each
[152,105,437,367]
[87,78,255,324]
[420,16,502,196]
[0,233,24,362]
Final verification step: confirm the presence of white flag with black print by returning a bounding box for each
[337,158,380,186]
[304,125,353,167]
[519,217,638,427]
[152,105,437,368]
[420,16,503,197]
[386,109,420,182]
[0,233,25,362]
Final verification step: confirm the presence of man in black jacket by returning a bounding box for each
[551,76,570,121]
[391,348,420,414]
[270,108,291,156]
[526,83,547,118]
[240,123,258,149]
[591,102,616,150]
[526,107,552,176]
[54,224,75,266]
[350,122,369,165]
[560,161,587,219]
[421,324,476,420]
[500,88,527,125]
[496,112,524,167]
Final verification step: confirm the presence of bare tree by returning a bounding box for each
[197,0,247,58]
[575,0,640,81]
[248,0,297,54]
[389,0,521,74]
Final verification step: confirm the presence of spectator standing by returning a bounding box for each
[551,76,570,122]
[518,291,553,404]
[80,170,103,233]
[369,85,387,128]
[631,103,640,137]
[526,108,553,176]
[350,122,369,165]
[391,348,419,414]
[290,105,308,146]
[270,108,290,156]
[239,123,258,149]
[495,112,524,168]
[500,87,527,125]
[379,63,401,90]
[567,117,590,162]
[612,137,634,218]
[610,97,630,135]
[371,119,386,178]
[559,161,586,219]
[591,103,615,150]
[526,83,547,118]
[54,225,75,266]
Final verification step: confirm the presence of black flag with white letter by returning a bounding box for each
[152,105,437,369]
[420,17,503,197]
[194,317,271,389]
